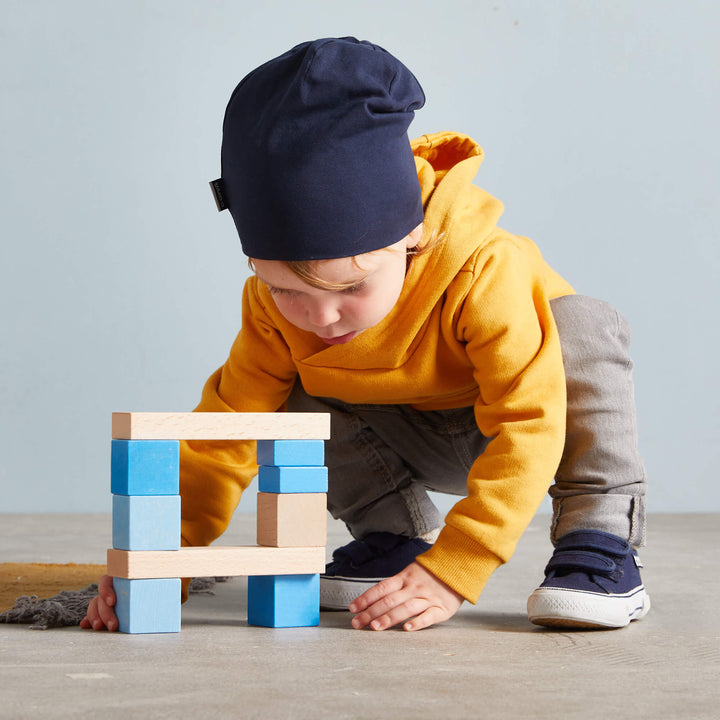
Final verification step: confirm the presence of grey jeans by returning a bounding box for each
[287,295,647,547]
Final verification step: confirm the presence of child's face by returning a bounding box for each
[253,226,422,345]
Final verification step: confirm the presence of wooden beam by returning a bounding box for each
[107,545,326,579]
[111,412,331,440]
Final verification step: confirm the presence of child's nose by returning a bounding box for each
[307,298,341,327]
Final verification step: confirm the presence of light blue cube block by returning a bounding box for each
[257,465,328,494]
[256,440,325,467]
[247,574,320,628]
[112,494,181,550]
[111,440,179,496]
[114,577,181,634]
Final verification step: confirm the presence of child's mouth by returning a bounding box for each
[319,331,357,345]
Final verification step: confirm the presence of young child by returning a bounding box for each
[82,37,649,633]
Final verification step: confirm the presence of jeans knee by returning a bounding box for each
[551,294,632,356]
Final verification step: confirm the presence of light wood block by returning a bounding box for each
[112,412,330,440]
[256,492,327,548]
[107,545,326,579]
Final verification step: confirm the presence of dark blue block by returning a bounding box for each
[114,577,181,634]
[112,494,181,550]
[247,574,320,628]
[256,440,324,467]
[111,439,180,495]
[258,465,328,494]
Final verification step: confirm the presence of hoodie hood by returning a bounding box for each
[386,132,506,339]
[412,131,504,247]
[414,131,485,191]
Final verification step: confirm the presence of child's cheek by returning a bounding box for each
[273,296,294,319]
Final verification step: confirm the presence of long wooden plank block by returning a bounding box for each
[107,546,326,579]
[112,412,331,440]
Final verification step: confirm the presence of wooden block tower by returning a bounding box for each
[110,436,182,633]
[108,412,330,633]
[248,440,328,627]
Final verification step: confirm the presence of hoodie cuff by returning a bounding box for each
[414,524,503,604]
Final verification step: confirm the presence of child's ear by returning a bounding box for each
[406,223,424,250]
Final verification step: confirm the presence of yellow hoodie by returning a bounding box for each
[179,132,574,603]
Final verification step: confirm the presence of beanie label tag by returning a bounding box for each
[209,178,228,211]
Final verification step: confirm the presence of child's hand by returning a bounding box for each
[349,561,463,631]
[80,574,118,631]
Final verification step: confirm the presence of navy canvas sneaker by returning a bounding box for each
[527,529,651,629]
[320,532,432,610]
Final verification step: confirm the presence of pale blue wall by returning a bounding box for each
[1,1,718,513]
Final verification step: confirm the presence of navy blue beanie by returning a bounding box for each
[214,37,425,261]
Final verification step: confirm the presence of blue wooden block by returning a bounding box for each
[111,440,179,495]
[247,574,320,628]
[256,440,325,467]
[257,465,328,494]
[114,577,181,634]
[112,494,181,550]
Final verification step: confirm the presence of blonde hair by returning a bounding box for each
[249,224,444,292]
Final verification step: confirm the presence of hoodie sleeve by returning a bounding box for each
[179,277,298,550]
[415,236,567,603]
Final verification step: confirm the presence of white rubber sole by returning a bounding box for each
[319,575,383,610]
[527,585,651,629]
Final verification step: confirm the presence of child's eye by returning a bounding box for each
[268,286,295,297]
[343,281,367,294]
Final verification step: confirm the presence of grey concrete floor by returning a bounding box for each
[1,512,718,720]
